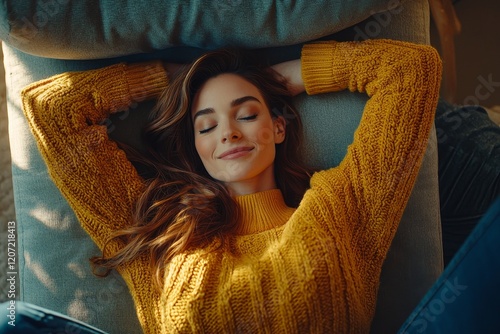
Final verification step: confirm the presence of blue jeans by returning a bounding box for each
[0,302,106,334]
[398,196,500,333]
[436,100,500,266]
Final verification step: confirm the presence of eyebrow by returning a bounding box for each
[193,96,261,121]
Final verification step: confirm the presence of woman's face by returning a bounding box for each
[191,73,286,196]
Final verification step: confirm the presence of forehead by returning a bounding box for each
[191,73,264,114]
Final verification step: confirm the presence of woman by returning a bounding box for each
[20,39,441,333]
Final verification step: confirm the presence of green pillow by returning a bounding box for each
[1,0,392,59]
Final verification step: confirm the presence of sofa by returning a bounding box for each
[1,1,443,333]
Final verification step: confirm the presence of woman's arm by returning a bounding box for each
[21,62,169,251]
[271,59,305,96]
[300,40,442,273]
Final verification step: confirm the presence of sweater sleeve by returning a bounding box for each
[301,40,442,272]
[21,62,169,252]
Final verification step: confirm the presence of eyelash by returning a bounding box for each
[240,114,257,121]
[199,126,216,134]
[198,114,258,134]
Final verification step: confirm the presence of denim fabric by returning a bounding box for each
[435,100,500,266]
[0,302,107,334]
[398,197,500,334]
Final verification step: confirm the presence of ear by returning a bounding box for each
[273,116,286,144]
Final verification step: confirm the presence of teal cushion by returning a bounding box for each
[1,0,392,59]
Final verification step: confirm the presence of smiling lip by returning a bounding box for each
[218,147,254,159]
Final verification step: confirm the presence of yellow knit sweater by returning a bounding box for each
[22,40,441,333]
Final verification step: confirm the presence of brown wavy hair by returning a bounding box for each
[91,49,313,288]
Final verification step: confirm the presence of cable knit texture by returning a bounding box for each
[21,40,441,333]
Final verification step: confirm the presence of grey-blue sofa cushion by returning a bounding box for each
[2,0,394,59]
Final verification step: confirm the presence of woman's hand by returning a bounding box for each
[163,62,186,78]
[271,59,305,96]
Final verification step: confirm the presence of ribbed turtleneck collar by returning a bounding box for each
[233,189,296,235]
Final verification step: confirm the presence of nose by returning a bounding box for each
[220,121,241,143]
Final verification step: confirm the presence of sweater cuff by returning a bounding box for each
[301,42,350,95]
[126,61,169,102]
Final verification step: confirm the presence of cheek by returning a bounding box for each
[251,123,276,147]
[195,137,213,162]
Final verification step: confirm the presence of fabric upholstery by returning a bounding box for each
[1,0,392,59]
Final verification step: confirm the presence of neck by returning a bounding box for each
[233,189,295,235]
[225,165,277,196]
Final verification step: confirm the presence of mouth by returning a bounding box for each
[218,146,254,160]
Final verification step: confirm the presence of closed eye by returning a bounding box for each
[199,125,217,134]
[239,114,257,121]
[198,115,257,134]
